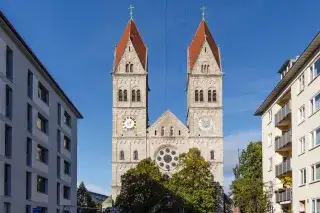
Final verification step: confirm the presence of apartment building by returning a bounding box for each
[0,12,82,213]
[255,32,320,213]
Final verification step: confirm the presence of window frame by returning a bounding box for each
[310,127,320,149]
[63,136,71,152]
[268,157,272,172]
[36,144,48,164]
[310,198,320,213]
[310,162,320,183]
[310,92,320,116]
[298,105,306,124]
[37,175,48,194]
[64,160,71,176]
[63,185,71,200]
[298,73,305,94]
[133,150,138,160]
[5,85,13,120]
[267,133,272,147]
[6,46,13,81]
[37,113,48,134]
[300,168,306,186]
[120,150,124,160]
[64,111,71,128]
[299,136,306,155]
[37,82,49,105]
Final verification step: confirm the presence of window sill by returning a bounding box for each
[38,97,49,107]
[298,119,305,126]
[298,184,306,187]
[297,89,304,96]
[36,191,48,195]
[298,152,305,157]
[309,144,320,152]
[309,108,320,118]
[310,179,320,185]
[37,127,49,136]
[308,73,320,86]
[36,159,48,165]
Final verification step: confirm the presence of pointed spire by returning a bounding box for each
[128,4,134,20]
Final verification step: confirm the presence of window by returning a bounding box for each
[161,127,165,136]
[137,90,141,102]
[6,46,13,81]
[132,89,136,101]
[195,90,199,102]
[6,85,12,119]
[133,150,138,160]
[120,150,124,160]
[300,168,306,185]
[267,110,272,124]
[27,104,32,132]
[57,103,61,126]
[201,63,209,73]
[37,113,48,134]
[37,144,48,164]
[298,105,305,123]
[310,127,320,148]
[38,82,49,104]
[57,183,60,205]
[123,89,128,101]
[125,63,129,73]
[4,202,10,213]
[64,160,71,175]
[64,136,71,151]
[268,133,272,147]
[299,137,306,155]
[310,93,320,115]
[4,164,11,196]
[298,73,305,93]
[311,198,320,213]
[212,90,217,102]
[27,70,33,99]
[268,157,273,171]
[208,90,212,102]
[130,64,133,73]
[37,207,47,213]
[57,157,61,178]
[26,138,32,166]
[310,59,320,82]
[210,150,215,160]
[154,130,157,136]
[37,175,47,193]
[64,111,71,128]
[57,130,61,153]
[26,205,31,213]
[5,124,12,158]
[26,172,31,199]
[170,127,174,136]
[118,89,123,101]
[178,130,181,136]
[311,162,320,182]
[200,90,204,102]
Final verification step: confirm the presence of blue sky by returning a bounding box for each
[1,0,319,194]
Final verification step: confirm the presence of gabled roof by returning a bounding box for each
[188,20,220,71]
[147,110,188,131]
[114,19,147,70]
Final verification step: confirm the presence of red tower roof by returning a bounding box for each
[114,19,147,70]
[188,20,220,70]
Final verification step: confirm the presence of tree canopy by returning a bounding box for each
[77,182,99,213]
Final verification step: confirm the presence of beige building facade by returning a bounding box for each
[111,18,224,200]
[255,32,320,213]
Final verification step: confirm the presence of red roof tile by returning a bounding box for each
[114,19,147,70]
[188,20,220,71]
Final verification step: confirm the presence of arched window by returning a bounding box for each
[200,90,204,102]
[195,90,199,102]
[178,130,181,136]
[212,90,217,102]
[120,150,124,160]
[161,127,164,136]
[208,90,212,102]
[130,64,133,73]
[210,150,215,160]
[125,64,129,73]
[204,47,207,53]
[123,90,128,101]
[118,90,123,101]
[131,90,136,102]
[137,90,141,102]
[155,130,157,136]
[170,127,174,136]
[201,65,204,73]
[133,150,138,160]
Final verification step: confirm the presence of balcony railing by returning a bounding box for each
[275,158,291,177]
[276,188,292,203]
[275,130,292,151]
[275,101,291,126]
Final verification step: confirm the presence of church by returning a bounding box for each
[111,9,224,199]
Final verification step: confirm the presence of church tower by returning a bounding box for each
[111,16,148,199]
[186,18,224,185]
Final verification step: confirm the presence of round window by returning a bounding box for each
[155,147,179,171]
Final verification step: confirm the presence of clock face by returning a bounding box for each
[122,117,136,130]
[199,118,213,131]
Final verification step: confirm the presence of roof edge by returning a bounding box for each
[0,11,83,118]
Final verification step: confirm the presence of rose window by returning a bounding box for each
[155,147,179,171]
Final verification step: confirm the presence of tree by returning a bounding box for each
[230,142,271,213]
[115,158,168,213]
[167,148,216,213]
[77,182,96,213]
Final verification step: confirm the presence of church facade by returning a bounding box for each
[111,17,223,199]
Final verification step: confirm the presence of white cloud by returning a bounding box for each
[223,129,261,192]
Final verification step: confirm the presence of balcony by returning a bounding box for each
[275,159,292,177]
[275,130,292,153]
[275,188,292,203]
[275,101,291,129]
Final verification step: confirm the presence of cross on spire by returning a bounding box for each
[201,4,206,20]
[129,4,134,19]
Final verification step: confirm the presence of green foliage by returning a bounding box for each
[230,142,271,213]
[77,182,97,213]
[280,176,292,188]
[167,148,216,213]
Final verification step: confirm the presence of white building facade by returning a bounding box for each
[111,17,224,200]
[0,12,82,213]
[255,32,320,213]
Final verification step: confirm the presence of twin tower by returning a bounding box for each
[111,16,224,199]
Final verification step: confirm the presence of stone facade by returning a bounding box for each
[111,19,224,200]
